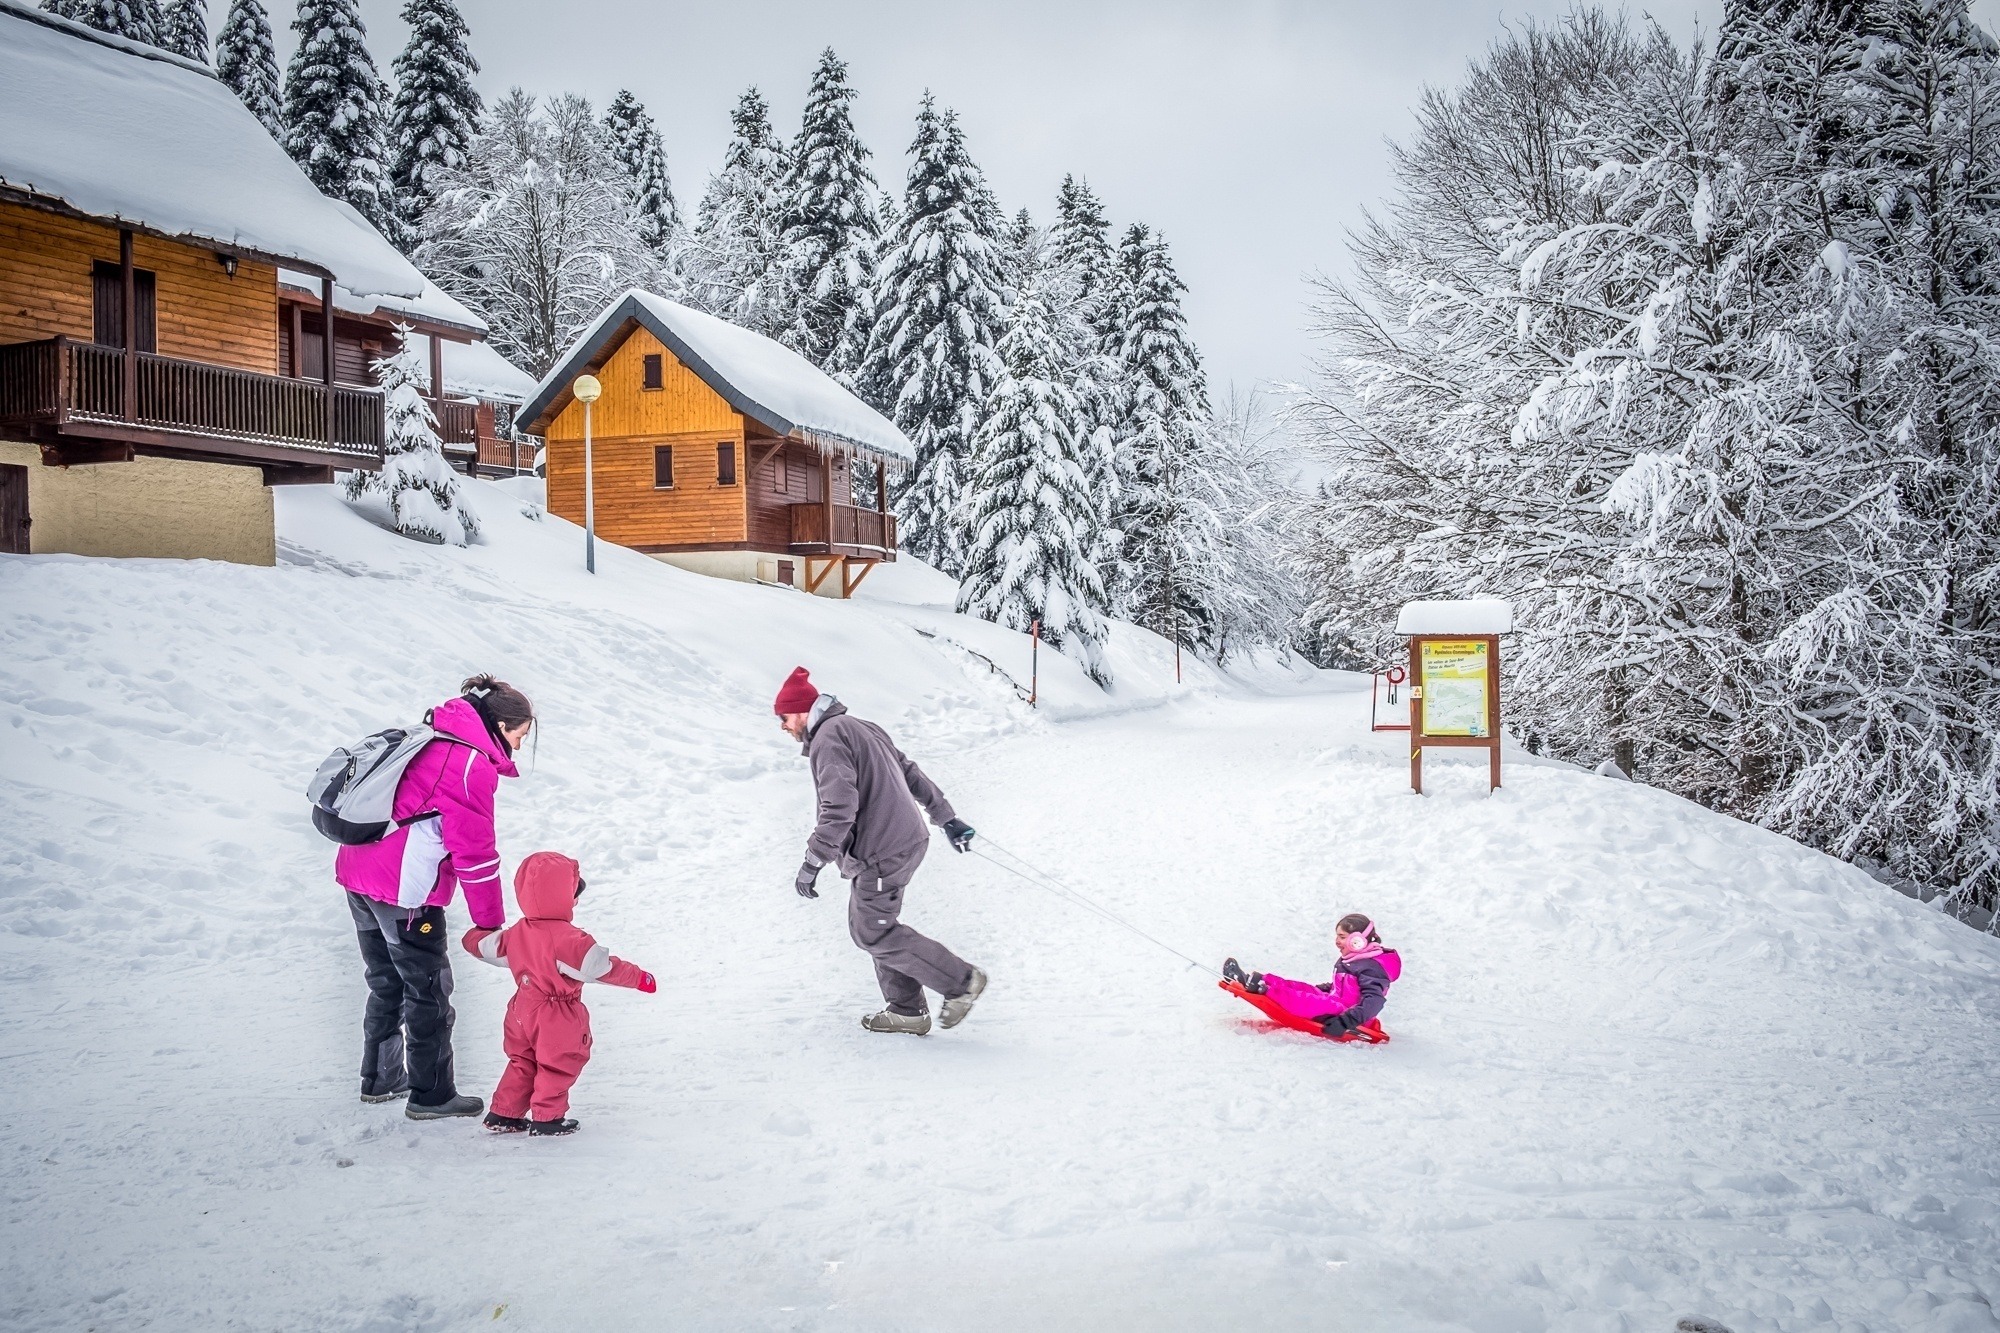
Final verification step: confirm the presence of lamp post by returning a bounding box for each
[572,373,602,573]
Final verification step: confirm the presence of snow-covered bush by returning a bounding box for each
[346,326,477,546]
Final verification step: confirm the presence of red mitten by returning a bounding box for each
[637,972,657,994]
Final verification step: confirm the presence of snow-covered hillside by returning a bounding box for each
[2,481,1997,1333]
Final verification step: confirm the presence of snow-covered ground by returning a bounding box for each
[3,480,1997,1333]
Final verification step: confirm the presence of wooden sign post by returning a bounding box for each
[1397,600,1512,795]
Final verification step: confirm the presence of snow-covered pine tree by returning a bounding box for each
[284,0,395,235]
[387,0,482,247]
[1000,207,1039,291]
[67,0,163,44]
[420,90,653,376]
[683,88,792,333]
[778,49,882,378]
[603,90,680,254]
[1050,175,1123,353]
[346,326,478,545]
[958,262,1111,683]
[1047,174,1127,592]
[1112,224,1218,643]
[39,1,85,20]
[158,0,206,61]
[215,0,283,137]
[863,96,1008,574]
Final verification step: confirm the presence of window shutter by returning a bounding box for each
[642,354,664,390]
[654,446,674,488]
[717,442,737,486]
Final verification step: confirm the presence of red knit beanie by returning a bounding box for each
[773,666,819,716]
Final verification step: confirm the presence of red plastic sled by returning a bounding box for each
[1220,979,1391,1044]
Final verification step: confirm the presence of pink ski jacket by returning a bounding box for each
[462,852,650,998]
[333,697,516,928]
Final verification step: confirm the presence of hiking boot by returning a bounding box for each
[405,1094,484,1121]
[938,967,988,1030]
[529,1118,579,1137]
[483,1112,529,1134]
[861,1009,932,1035]
[360,1088,408,1105]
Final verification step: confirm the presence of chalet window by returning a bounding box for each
[717,442,737,486]
[642,354,664,390]
[91,260,157,352]
[654,446,675,488]
[774,451,787,489]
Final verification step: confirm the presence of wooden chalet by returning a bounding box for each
[519,291,914,598]
[0,4,492,563]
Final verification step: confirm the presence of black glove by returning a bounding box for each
[1319,1010,1361,1037]
[794,859,822,899]
[943,818,975,853]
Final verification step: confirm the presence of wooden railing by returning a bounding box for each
[435,398,477,453]
[790,502,898,553]
[0,337,384,461]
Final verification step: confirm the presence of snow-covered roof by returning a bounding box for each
[0,1,424,299]
[278,269,488,337]
[420,336,538,405]
[520,290,916,465]
[1396,599,1515,635]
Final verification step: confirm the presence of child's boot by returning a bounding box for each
[1222,958,1267,994]
[530,1118,579,1136]
[483,1112,529,1134]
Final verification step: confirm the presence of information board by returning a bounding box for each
[1419,639,1489,738]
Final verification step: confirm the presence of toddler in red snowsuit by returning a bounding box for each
[463,851,654,1136]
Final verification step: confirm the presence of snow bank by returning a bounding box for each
[0,2,423,297]
[2,487,1996,1332]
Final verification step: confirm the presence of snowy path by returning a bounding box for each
[4,486,1998,1332]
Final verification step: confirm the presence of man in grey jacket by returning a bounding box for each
[775,667,987,1035]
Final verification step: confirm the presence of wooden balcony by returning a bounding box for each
[435,397,477,456]
[789,501,898,560]
[0,336,385,476]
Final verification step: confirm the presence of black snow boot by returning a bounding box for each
[406,1093,484,1121]
[1222,958,1267,994]
[530,1118,580,1137]
[483,1112,529,1134]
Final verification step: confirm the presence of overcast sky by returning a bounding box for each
[335,0,2000,400]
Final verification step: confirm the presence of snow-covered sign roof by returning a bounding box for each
[1396,599,1515,635]
[0,1,424,299]
[279,269,488,337]
[520,290,916,465]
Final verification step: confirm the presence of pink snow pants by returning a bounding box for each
[490,991,592,1120]
[1258,972,1360,1023]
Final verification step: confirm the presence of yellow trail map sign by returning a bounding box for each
[1420,639,1490,738]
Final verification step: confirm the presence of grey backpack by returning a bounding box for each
[306,718,474,845]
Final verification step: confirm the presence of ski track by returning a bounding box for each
[2,483,1998,1333]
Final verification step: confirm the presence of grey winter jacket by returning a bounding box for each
[802,698,956,881]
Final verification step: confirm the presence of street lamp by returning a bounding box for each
[572,373,602,574]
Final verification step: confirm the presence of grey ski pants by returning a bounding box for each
[847,862,974,1017]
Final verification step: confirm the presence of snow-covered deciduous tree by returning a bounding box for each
[778,49,882,379]
[346,326,478,546]
[387,0,482,246]
[215,0,283,137]
[284,0,395,235]
[682,88,792,333]
[603,89,680,254]
[958,263,1111,683]
[1292,7,2000,925]
[158,0,207,62]
[865,96,1007,575]
[420,89,654,377]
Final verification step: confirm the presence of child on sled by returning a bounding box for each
[463,851,655,1136]
[1223,914,1400,1041]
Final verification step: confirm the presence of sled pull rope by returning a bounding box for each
[971,836,1222,979]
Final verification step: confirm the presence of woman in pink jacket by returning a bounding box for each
[335,674,534,1120]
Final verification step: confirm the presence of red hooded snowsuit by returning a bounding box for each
[463,852,651,1121]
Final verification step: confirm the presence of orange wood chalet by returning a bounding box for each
[519,291,914,598]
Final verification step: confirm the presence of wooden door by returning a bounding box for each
[0,464,28,555]
[91,261,157,352]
